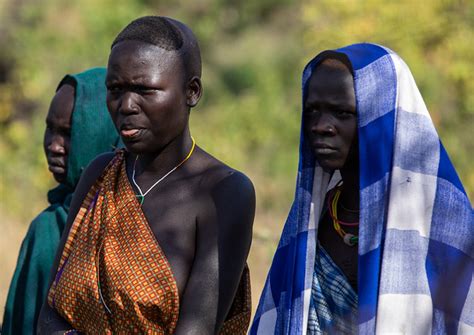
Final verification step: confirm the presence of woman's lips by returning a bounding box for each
[48,164,66,175]
[314,147,337,155]
[312,142,337,155]
[121,128,142,139]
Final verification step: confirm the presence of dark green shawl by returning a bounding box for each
[2,67,120,335]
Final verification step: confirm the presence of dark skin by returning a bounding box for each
[303,60,359,290]
[44,84,75,183]
[38,40,255,335]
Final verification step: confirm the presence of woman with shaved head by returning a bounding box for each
[38,16,255,334]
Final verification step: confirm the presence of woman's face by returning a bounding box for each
[303,60,358,171]
[105,41,190,155]
[44,84,75,183]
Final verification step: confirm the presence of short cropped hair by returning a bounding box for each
[111,16,202,80]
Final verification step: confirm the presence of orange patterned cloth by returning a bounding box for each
[48,150,251,334]
[220,264,251,335]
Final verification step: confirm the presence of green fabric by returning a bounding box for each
[2,67,120,335]
[65,68,121,188]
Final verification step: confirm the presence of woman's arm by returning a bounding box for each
[173,171,255,334]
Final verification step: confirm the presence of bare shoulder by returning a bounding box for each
[191,147,255,237]
[193,147,255,199]
[74,152,116,197]
[68,151,116,220]
[82,151,117,180]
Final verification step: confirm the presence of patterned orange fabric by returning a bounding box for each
[220,265,251,335]
[48,150,251,334]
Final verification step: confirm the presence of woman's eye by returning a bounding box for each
[304,108,318,115]
[336,110,354,117]
[107,86,121,94]
[137,87,156,94]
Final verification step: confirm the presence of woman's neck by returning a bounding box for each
[133,126,193,177]
[339,165,359,211]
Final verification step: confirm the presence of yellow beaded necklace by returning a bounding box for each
[329,187,359,246]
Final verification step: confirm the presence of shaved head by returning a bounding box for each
[111,16,202,80]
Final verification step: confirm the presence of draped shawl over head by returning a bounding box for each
[250,43,473,334]
[2,67,120,335]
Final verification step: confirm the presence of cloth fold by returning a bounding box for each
[250,43,473,335]
[2,67,120,335]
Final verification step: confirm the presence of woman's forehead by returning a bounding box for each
[307,64,354,92]
[107,41,184,80]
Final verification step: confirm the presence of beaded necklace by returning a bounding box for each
[132,137,196,205]
[328,186,359,246]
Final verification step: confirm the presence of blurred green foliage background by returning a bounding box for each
[0,0,472,317]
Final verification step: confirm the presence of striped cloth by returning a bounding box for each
[307,244,357,334]
[250,43,473,334]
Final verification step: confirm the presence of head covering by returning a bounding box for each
[250,43,473,334]
[61,68,121,188]
[2,67,120,335]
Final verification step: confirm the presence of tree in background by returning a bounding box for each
[0,0,472,316]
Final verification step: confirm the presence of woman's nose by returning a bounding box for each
[119,91,139,114]
[47,136,66,154]
[312,112,336,135]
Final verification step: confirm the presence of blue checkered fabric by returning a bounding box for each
[250,43,473,335]
[307,244,357,334]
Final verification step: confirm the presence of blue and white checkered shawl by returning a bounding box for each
[250,43,473,334]
[307,244,358,334]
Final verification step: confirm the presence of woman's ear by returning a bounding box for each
[186,76,202,107]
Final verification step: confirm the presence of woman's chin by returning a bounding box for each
[53,173,67,183]
[316,157,344,171]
